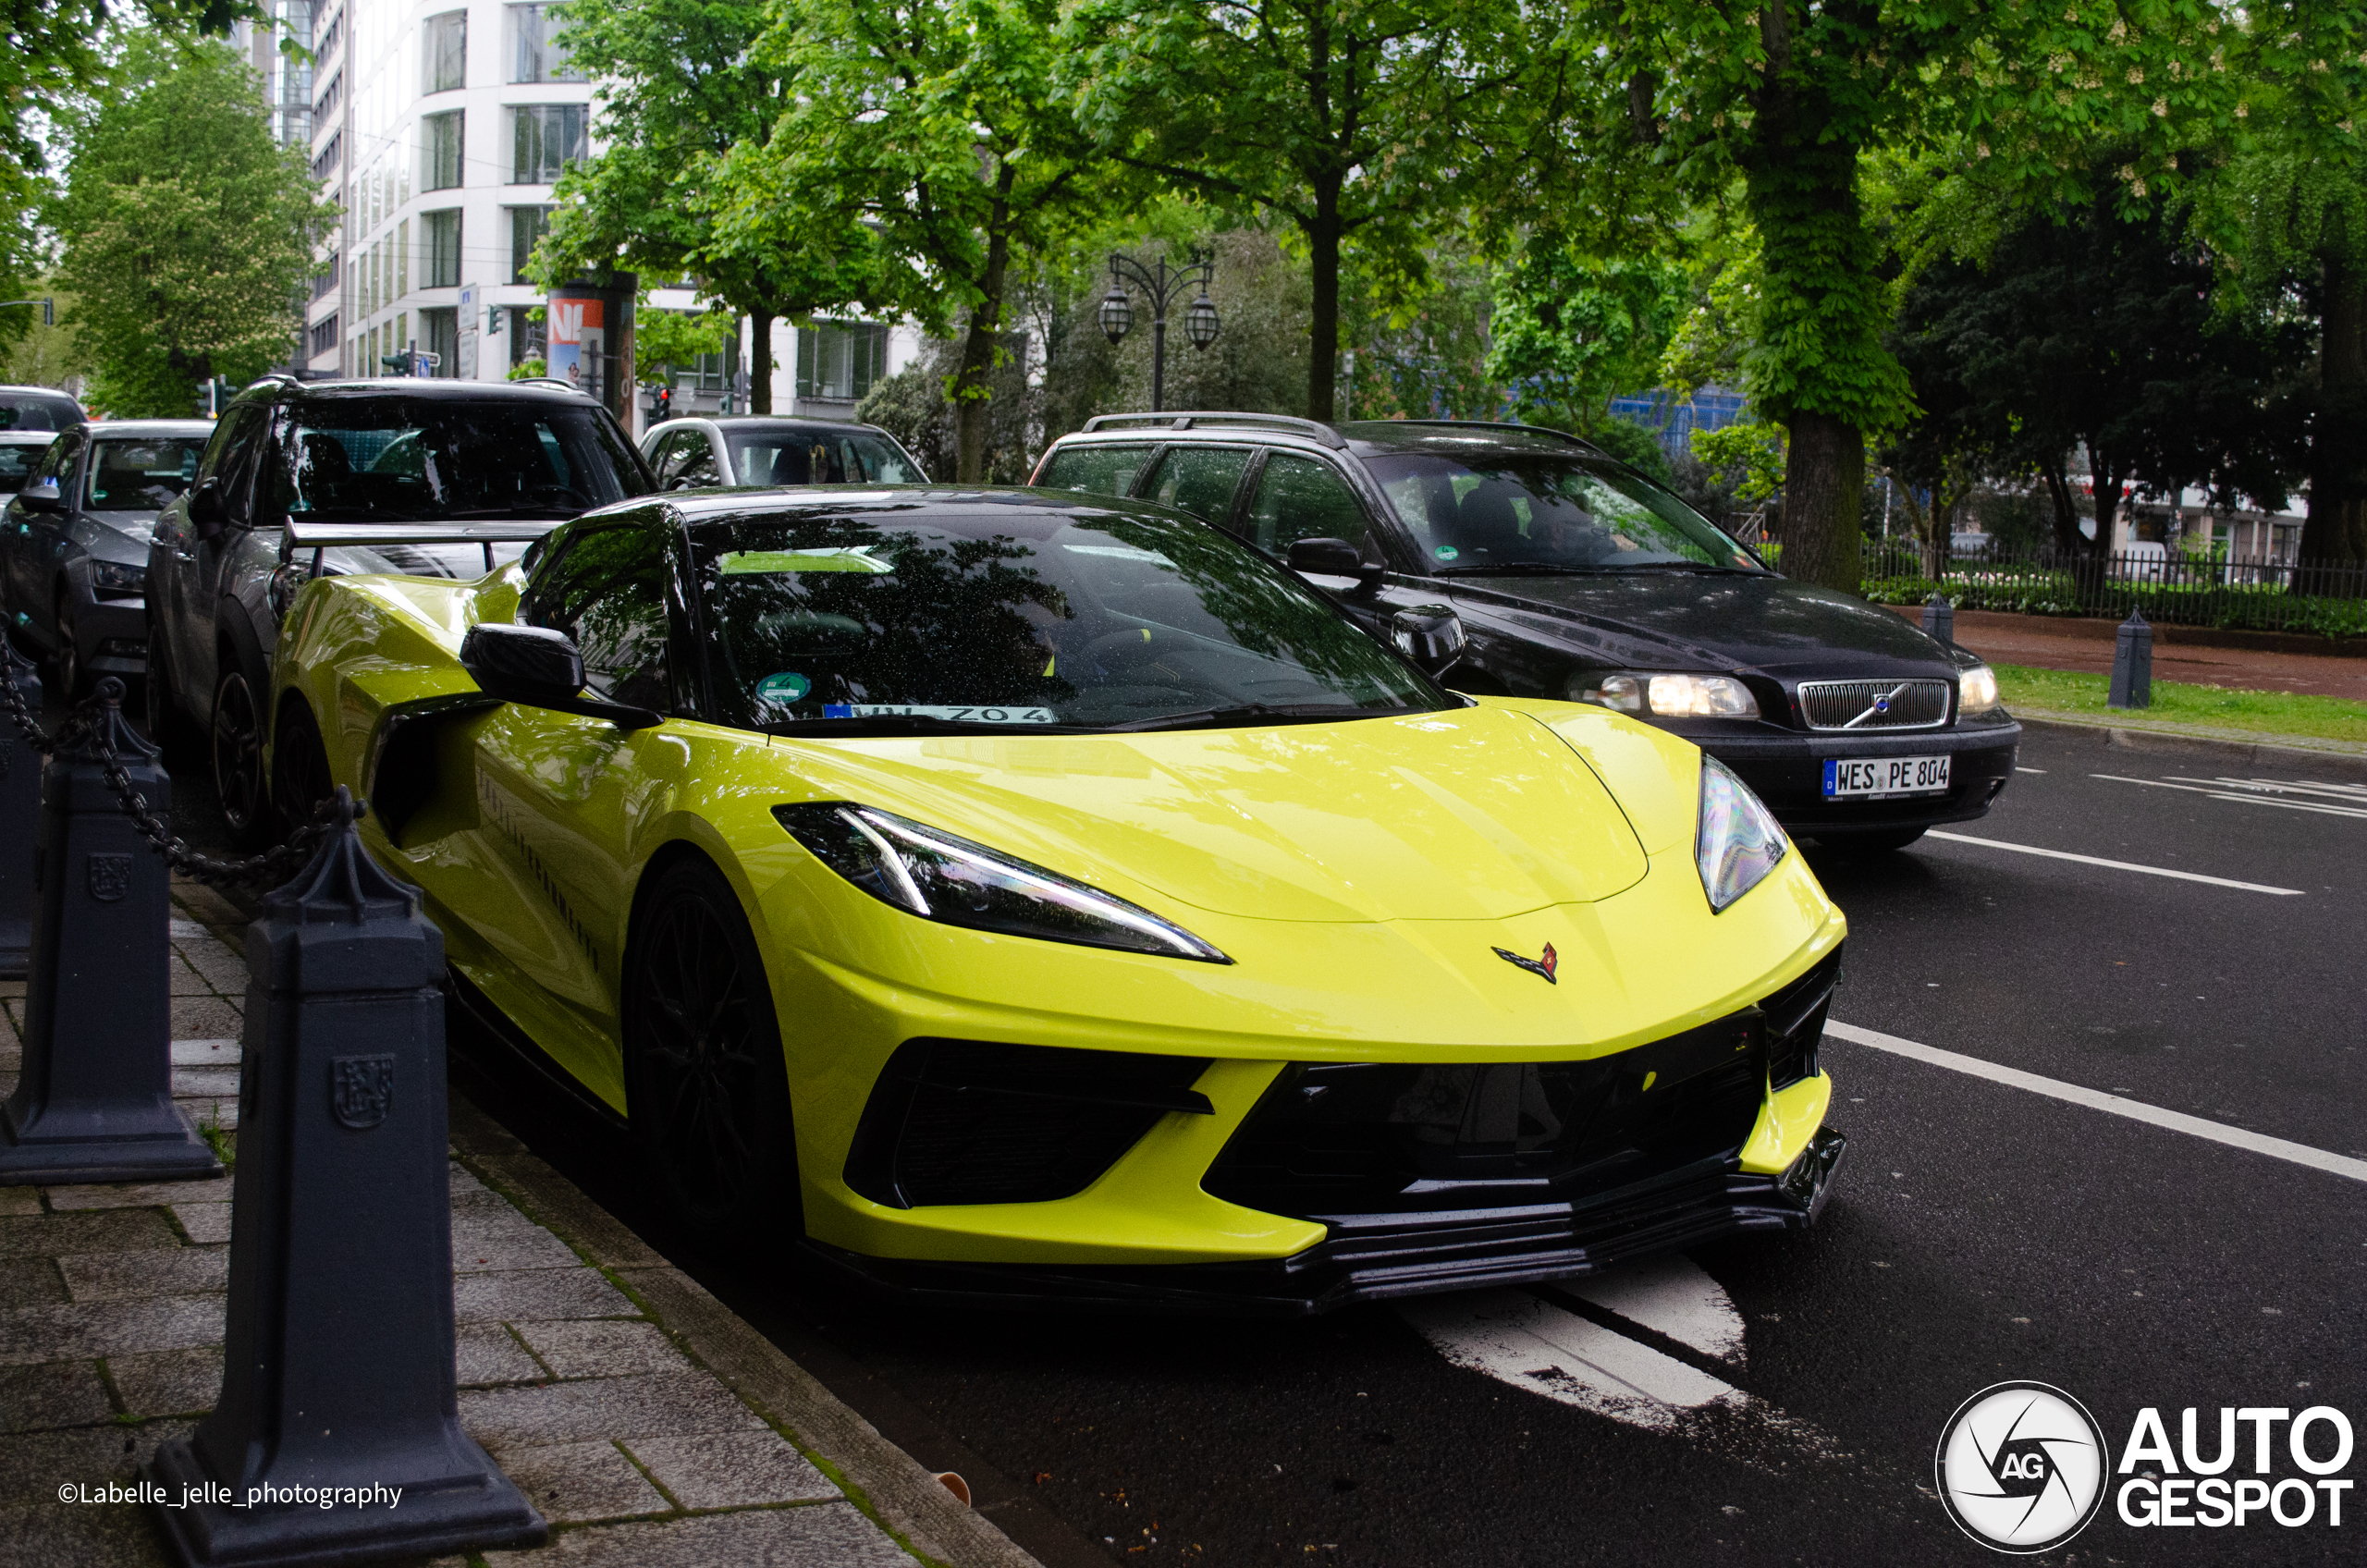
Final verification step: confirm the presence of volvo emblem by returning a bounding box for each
[1491,942,1558,984]
[1872,695,1891,713]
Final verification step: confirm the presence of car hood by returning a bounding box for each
[772,703,1655,925]
[77,510,164,564]
[1443,570,1955,677]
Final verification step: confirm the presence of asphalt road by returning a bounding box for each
[141,700,2367,1566]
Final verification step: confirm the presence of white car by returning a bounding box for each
[640,415,926,490]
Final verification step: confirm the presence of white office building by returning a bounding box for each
[291,0,918,436]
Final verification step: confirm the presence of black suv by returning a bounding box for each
[145,376,655,841]
[1033,414,2018,848]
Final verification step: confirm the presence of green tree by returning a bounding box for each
[732,0,1107,481]
[1486,238,1684,435]
[534,0,880,414]
[1563,0,2235,592]
[630,300,733,385]
[53,38,331,415]
[1339,233,1501,422]
[1067,0,1553,423]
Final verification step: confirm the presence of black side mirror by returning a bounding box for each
[1390,605,1466,677]
[1286,535,1384,592]
[459,622,662,731]
[17,479,61,512]
[188,477,226,538]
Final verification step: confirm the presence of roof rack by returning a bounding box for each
[1369,418,1598,449]
[1078,410,1347,449]
[514,378,584,394]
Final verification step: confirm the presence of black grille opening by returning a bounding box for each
[1761,948,1841,1090]
[1201,1014,1765,1219]
[846,1038,1213,1208]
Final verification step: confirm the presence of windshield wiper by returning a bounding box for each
[763,716,1091,737]
[1598,559,1761,573]
[1432,562,1615,576]
[1105,703,1403,733]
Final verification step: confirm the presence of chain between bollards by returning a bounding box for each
[0,671,359,887]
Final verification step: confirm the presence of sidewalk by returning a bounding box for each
[0,878,1039,1568]
[1885,606,2367,702]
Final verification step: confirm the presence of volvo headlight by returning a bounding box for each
[774,802,1231,962]
[1696,755,1787,913]
[1957,664,2000,717]
[1576,672,1760,719]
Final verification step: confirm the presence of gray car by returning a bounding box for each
[145,375,655,843]
[3,420,213,696]
[640,414,926,489]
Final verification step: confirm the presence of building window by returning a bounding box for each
[509,205,551,284]
[311,130,341,181]
[510,104,586,184]
[313,67,341,123]
[423,110,462,191]
[396,217,410,299]
[690,337,741,392]
[795,323,889,401]
[312,251,339,302]
[510,306,546,364]
[509,5,585,83]
[309,313,338,360]
[423,10,467,92]
[422,210,460,288]
[422,307,459,377]
[316,6,342,61]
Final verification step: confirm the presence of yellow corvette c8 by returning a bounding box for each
[267,486,1847,1312]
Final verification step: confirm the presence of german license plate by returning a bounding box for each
[1823,755,1950,799]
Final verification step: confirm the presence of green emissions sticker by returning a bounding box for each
[718,547,892,575]
[756,671,812,704]
[1433,545,1459,561]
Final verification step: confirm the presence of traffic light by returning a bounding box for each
[653,385,672,422]
[380,353,412,376]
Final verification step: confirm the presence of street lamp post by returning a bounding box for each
[1099,251,1220,412]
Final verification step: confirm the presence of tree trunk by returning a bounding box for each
[2040,462,2084,555]
[2300,252,2367,568]
[1779,410,1863,591]
[1306,183,1342,424]
[952,180,1017,484]
[748,309,773,415]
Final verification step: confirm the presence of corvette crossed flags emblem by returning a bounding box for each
[1491,942,1558,984]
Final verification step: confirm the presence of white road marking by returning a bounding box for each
[2015,766,2046,774]
[1555,1254,1745,1366]
[1923,830,2306,895]
[2091,774,2367,820]
[1824,1020,2367,1186]
[2177,776,2367,802]
[1399,1288,1742,1432]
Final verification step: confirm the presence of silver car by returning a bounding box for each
[144,376,654,843]
[3,420,213,696]
[640,414,926,489]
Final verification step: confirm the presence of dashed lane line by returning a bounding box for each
[1554,1254,1745,1367]
[2091,773,2367,820]
[1922,830,2307,895]
[1824,1020,2367,1186]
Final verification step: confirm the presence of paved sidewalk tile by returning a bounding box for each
[45,1180,235,1213]
[490,1440,670,1525]
[0,1294,227,1366]
[457,1322,546,1386]
[515,1319,693,1379]
[625,1432,840,1510]
[55,1248,227,1304]
[108,1346,224,1419]
[0,1362,113,1434]
[482,1502,917,1567]
[455,1267,636,1324]
[459,1371,767,1450]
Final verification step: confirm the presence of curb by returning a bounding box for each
[447,1097,1045,1568]
[2015,714,2367,781]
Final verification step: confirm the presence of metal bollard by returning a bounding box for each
[2107,607,2152,709]
[0,641,38,978]
[0,678,217,1182]
[145,790,545,1565]
[1920,593,1955,647]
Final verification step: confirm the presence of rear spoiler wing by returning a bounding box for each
[279,519,566,579]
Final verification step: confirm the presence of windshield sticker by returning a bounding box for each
[718,546,893,575]
[756,671,812,704]
[1433,545,1459,561]
[819,704,1056,725]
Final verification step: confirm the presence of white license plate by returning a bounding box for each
[1823,754,1950,799]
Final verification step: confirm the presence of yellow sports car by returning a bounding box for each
[268,486,1846,1311]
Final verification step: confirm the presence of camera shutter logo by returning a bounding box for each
[330,1055,396,1130]
[1936,1381,2108,1553]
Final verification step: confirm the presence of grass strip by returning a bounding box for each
[1994,663,2367,744]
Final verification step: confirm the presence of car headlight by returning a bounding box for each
[774,802,1231,962]
[1696,755,1787,913]
[1957,664,2000,717]
[89,559,145,595]
[1576,672,1760,719]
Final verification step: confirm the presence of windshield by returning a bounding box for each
[264,398,649,521]
[0,441,46,493]
[86,435,204,510]
[1367,452,1764,573]
[724,424,924,485]
[0,392,83,433]
[690,504,1444,733]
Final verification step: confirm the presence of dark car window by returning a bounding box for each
[685,502,1444,735]
[0,390,85,432]
[0,441,47,493]
[725,425,917,485]
[649,430,693,484]
[201,405,271,523]
[1036,443,1153,497]
[85,436,204,510]
[522,522,676,711]
[1245,454,1371,555]
[261,398,649,522]
[672,433,721,488]
[1142,446,1253,525]
[1367,452,1764,573]
[31,430,86,494]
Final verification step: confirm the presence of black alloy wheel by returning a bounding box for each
[141,622,199,760]
[210,665,270,848]
[50,592,80,702]
[624,858,802,1247]
[269,698,337,839]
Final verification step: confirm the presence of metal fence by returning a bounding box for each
[1855,540,2367,639]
